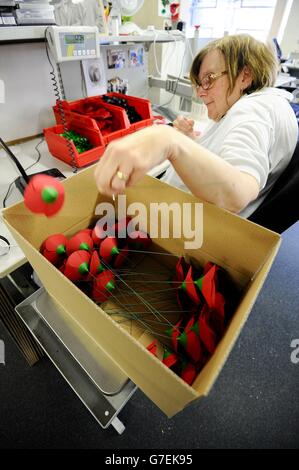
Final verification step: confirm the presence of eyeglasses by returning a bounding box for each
[195,71,228,91]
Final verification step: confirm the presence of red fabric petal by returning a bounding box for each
[181,362,197,385]
[162,350,178,369]
[42,249,60,266]
[166,318,183,352]
[92,270,115,302]
[179,329,202,363]
[91,224,107,245]
[77,228,92,236]
[24,175,65,217]
[174,256,185,282]
[184,266,201,305]
[113,245,129,269]
[146,339,158,357]
[99,236,119,263]
[202,264,224,310]
[66,233,93,256]
[199,305,217,354]
[64,250,91,281]
[201,264,225,336]
[201,264,216,307]
[43,233,67,253]
[88,250,104,280]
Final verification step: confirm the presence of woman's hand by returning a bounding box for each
[173,115,200,139]
[94,125,173,197]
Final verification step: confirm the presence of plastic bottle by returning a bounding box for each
[111,17,119,35]
[109,5,120,36]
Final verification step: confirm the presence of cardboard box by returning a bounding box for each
[3,167,281,417]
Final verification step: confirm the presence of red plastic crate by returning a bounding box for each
[44,115,106,168]
[102,93,154,131]
[53,93,155,138]
[53,97,131,145]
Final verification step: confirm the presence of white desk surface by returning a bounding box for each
[275,73,297,88]
[0,137,170,278]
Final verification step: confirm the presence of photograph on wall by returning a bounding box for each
[107,77,129,94]
[128,47,144,68]
[81,57,107,96]
[107,48,126,69]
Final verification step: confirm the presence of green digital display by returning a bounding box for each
[64,34,84,45]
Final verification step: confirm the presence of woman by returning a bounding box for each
[94,34,298,218]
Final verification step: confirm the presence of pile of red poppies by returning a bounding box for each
[75,100,115,136]
[40,217,151,302]
[147,257,239,385]
[40,219,238,386]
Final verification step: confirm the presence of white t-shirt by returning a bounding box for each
[162,87,298,218]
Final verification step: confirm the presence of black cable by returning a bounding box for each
[0,137,29,183]
[2,137,44,209]
[24,136,44,172]
[0,235,10,256]
[44,27,78,173]
[44,26,55,72]
[2,178,17,209]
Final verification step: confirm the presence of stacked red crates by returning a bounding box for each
[44,93,154,168]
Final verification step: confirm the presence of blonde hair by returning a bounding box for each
[190,34,279,95]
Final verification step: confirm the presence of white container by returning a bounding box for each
[110,16,119,36]
[16,7,55,24]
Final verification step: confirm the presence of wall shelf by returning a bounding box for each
[100,32,184,44]
[0,25,47,43]
[0,25,184,45]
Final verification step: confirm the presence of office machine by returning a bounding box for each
[45,25,100,63]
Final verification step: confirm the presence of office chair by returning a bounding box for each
[248,140,299,234]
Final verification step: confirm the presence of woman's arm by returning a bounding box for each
[94,125,259,213]
[169,126,259,212]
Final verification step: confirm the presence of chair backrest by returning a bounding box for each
[248,140,299,233]
[272,38,282,63]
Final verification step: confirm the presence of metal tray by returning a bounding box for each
[15,287,136,433]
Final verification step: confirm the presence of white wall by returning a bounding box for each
[1,0,298,142]
[133,0,164,30]
[134,0,186,107]
[280,0,299,55]
[0,42,56,141]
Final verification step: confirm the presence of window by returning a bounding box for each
[180,0,278,41]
